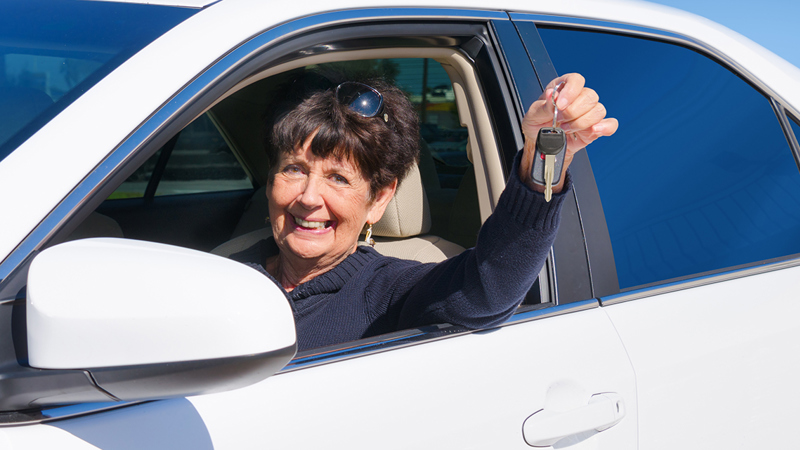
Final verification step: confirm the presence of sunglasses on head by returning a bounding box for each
[335,82,387,122]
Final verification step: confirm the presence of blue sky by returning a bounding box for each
[644,0,800,69]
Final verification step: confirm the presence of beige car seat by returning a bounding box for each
[211,164,465,263]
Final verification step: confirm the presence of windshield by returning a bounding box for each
[0,0,197,162]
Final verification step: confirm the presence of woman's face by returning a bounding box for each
[267,136,395,267]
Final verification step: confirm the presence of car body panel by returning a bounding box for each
[2,306,638,449]
[2,398,214,449]
[187,306,636,449]
[602,264,800,449]
[1,423,102,449]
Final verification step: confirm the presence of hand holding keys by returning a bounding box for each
[520,74,617,200]
[531,82,567,202]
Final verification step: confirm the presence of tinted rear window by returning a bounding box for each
[0,0,197,162]
[538,27,800,290]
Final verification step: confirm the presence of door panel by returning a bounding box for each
[2,309,637,449]
[0,399,215,449]
[603,265,800,448]
[185,306,637,449]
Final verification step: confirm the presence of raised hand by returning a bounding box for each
[520,73,618,193]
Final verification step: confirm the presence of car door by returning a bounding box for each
[513,14,800,449]
[0,7,637,449]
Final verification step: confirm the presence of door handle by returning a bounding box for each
[522,392,625,447]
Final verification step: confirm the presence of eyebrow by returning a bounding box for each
[282,153,359,175]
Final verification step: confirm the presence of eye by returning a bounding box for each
[330,173,349,185]
[282,164,304,175]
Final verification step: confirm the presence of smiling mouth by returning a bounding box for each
[293,216,332,230]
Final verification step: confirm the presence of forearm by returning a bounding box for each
[398,150,571,329]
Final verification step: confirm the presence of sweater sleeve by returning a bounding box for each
[390,150,571,330]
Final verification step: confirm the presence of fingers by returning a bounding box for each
[542,74,616,150]
[568,117,619,152]
[521,98,555,133]
[545,73,585,111]
[523,73,592,131]
[559,96,603,133]
[593,117,619,137]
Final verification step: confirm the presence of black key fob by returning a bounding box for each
[531,127,566,186]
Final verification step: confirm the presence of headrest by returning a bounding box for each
[372,164,431,238]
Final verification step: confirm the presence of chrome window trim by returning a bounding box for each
[508,13,800,122]
[0,6,507,291]
[600,255,800,306]
[772,98,800,172]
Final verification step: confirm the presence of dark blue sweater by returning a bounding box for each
[231,153,569,351]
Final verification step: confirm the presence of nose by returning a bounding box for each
[296,175,324,209]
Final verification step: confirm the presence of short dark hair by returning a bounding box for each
[265,78,420,198]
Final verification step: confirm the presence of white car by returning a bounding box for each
[1,0,800,448]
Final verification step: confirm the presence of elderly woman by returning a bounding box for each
[232,73,617,350]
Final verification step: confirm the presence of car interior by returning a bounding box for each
[73,49,502,251]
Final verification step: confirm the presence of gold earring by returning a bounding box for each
[265,216,270,225]
[365,223,375,247]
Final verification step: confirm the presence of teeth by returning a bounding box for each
[294,216,328,229]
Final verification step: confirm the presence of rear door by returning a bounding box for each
[515,15,800,448]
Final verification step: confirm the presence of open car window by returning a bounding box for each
[207,58,482,250]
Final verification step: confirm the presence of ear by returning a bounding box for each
[366,179,398,225]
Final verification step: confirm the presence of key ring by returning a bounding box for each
[552,82,577,140]
[552,81,564,128]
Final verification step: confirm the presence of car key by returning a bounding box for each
[531,83,567,201]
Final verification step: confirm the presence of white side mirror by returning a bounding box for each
[26,238,296,403]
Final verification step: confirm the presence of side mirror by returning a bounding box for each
[26,238,296,403]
